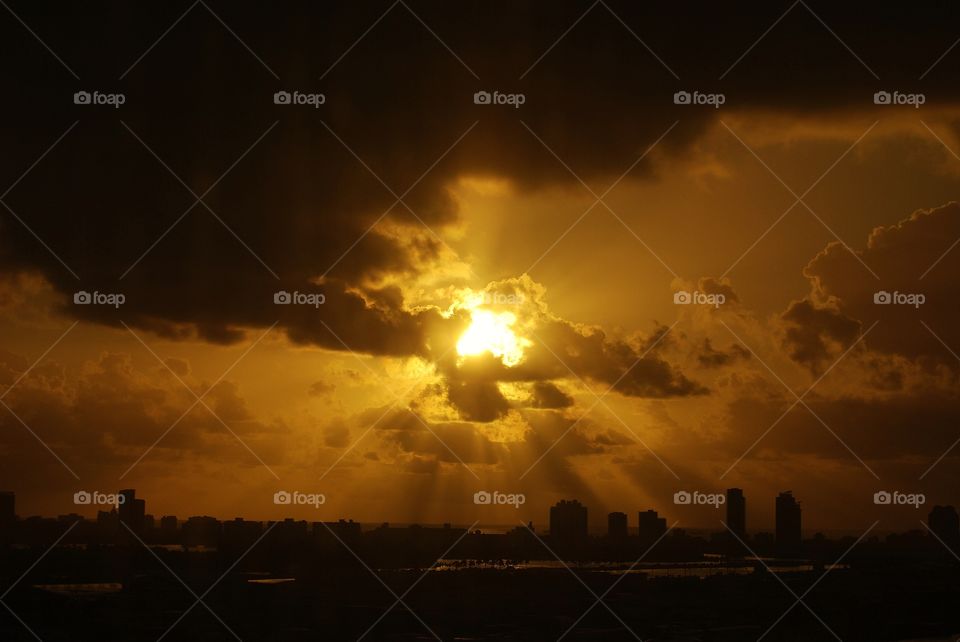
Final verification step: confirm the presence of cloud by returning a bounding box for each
[446,380,510,422]
[0,350,290,488]
[799,202,960,363]
[697,338,750,368]
[528,381,574,409]
[780,298,862,373]
[7,2,960,359]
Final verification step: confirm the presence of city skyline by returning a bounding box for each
[3,487,957,540]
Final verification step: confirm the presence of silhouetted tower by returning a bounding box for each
[727,488,746,539]
[118,489,145,533]
[0,491,14,527]
[775,491,802,554]
[928,505,960,543]
[638,510,667,542]
[607,512,628,539]
[550,500,587,543]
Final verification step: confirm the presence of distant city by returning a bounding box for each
[3,488,960,640]
[2,488,957,561]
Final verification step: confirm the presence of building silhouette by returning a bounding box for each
[550,500,587,543]
[608,511,628,539]
[638,510,667,542]
[775,491,802,553]
[118,489,145,533]
[928,505,959,544]
[0,491,14,526]
[726,488,746,538]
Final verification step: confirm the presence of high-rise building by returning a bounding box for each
[118,489,145,533]
[550,500,587,543]
[607,512,628,539]
[928,505,960,543]
[638,510,667,541]
[775,491,802,553]
[726,488,746,538]
[0,491,14,526]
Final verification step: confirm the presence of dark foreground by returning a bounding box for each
[2,563,958,641]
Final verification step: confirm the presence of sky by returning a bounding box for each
[2,1,960,534]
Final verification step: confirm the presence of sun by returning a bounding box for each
[456,308,530,367]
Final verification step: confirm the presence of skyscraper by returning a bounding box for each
[638,509,667,542]
[928,505,960,543]
[118,489,145,533]
[550,500,587,543]
[775,491,802,553]
[726,488,746,539]
[0,491,14,526]
[607,512,628,539]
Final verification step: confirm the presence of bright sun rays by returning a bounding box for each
[456,304,531,367]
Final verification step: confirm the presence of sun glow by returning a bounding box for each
[456,308,529,367]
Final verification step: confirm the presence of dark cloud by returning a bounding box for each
[323,420,350,448]
[308,380,335,397]
[446,380,510,422]
[370,408,506,464]
[697,338,750,369]
[5,1,960,356]
[801,203,960,363]
[780,298,862,373]
[528,381,574,409]
[0,351,291,494]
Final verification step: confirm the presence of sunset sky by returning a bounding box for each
[2,1,960,534]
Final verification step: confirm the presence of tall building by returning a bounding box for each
[549,500,587,543]
[928,505,960,543]
[638,510,667,541]
[118,489,145,533]
[726,488,746,538]
[607,512,628,539]
[775,491,802,553]
[0,491,14,526]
